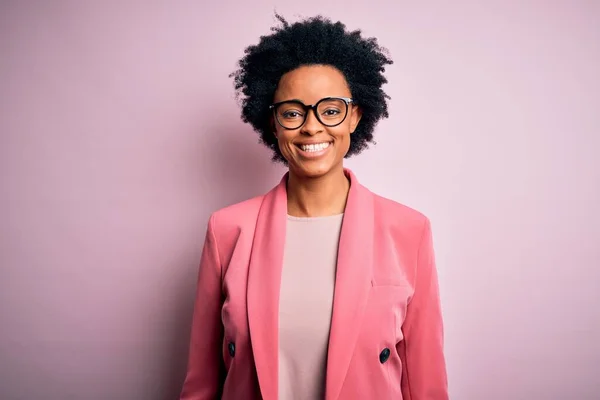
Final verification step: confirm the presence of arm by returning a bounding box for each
[180,213,225,399]
[398,218,448,399]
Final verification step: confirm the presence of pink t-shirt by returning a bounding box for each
[278,213,344,400]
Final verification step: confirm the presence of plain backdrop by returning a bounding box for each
[1,1,599,399]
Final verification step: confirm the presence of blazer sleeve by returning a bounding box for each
[180,213,225,399]
[398,218,449,400]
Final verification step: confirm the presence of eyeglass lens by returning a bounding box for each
[275,98,348,129]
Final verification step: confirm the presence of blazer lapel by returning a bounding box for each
[247,174,287,400]
[247,169,374,400]
[325,169,374,400]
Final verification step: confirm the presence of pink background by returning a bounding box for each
[1,1,599,399]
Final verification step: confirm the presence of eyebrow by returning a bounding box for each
[275,98,306,104]
[275,97,348,106]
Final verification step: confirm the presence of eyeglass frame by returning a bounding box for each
[269,96,355,130]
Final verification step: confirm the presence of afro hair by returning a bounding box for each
[230,14,393,163]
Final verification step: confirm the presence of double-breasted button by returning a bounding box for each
[228,342,236,358]
[379,348,391,364]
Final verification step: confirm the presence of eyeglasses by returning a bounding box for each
[269,97,354,130]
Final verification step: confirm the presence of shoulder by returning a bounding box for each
[208,195,264,237]
[369,189,431,238]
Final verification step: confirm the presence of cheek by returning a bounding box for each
[332,128,352,149]
[339,137,351,156]
[276,131,299,157]
[277,130,295,145]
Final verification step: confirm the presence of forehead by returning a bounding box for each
[273,65,351,104]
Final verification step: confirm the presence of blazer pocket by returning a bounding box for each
[371,277,409,287]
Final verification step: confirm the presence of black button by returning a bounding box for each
[228,342,235,357]
[379,348,391,364]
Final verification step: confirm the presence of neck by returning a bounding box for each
[286,165,350,218]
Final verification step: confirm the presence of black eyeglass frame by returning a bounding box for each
[269,96,354,130]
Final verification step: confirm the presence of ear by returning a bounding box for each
[349,105,363,134]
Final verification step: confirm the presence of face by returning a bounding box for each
[272,65,362,179]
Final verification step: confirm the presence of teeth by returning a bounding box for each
[300,142,330,152]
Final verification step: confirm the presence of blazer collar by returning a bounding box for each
[246,168,374,400]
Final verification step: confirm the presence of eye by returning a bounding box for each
[282,110,303,119]
[322,108,341,116]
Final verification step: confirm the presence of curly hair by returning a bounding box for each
[230,14,393,163]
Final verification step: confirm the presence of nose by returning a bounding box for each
[300,108,323,135]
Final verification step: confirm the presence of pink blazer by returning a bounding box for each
[180,169,448,400]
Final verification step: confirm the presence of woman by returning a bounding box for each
[181,14,448,400]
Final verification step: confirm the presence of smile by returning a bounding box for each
[297,142,331,152]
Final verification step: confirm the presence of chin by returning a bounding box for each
[291,159,339,179]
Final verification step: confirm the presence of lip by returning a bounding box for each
[294,141,333,159]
